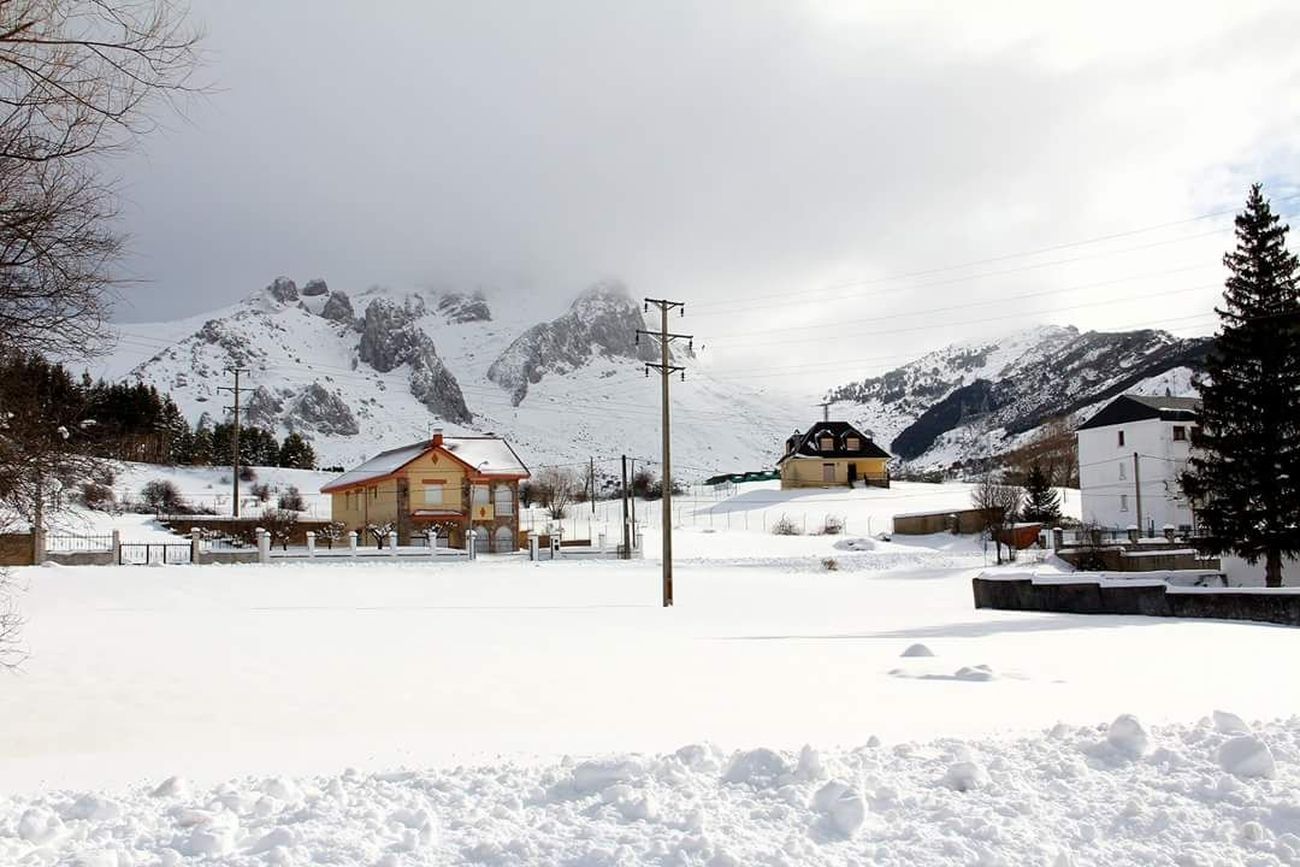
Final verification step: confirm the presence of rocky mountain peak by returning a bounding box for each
[266,276,298,304]
[357,297,471,423]
[486,280,659,405]
[437,290,492,323]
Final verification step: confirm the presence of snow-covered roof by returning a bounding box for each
[320,442,430,492]
[320,436,529,493]
[440,437,529,476]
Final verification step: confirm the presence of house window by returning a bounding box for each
[421,480,444,506]
[1117,430,1125,447]
[822,463,835,482]
[1120,493,1129,512]
[1172,425,1186,441]
[493,484,513,516]
[846,437,860,451]
[471,485,490,507]
[819,436,834,451]
[1119,462,1127,480]
[370,486,378,500]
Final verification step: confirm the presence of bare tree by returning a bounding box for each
[0,0,203,358]
[532,466,579,520]
[971,473,1024,564]
[258,507,298,551]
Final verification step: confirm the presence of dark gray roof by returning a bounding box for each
[1077,394,1201,431]
[778,421,890,463]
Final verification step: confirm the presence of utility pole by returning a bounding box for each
[621,454,631,559]
[816,401,832,422]
[628,457,637,541]
[219,367,248,518]
[637,299,691,607]
[1132,452,1143,537]
[590,456,596,514]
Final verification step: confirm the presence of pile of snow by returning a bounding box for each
[2,718,1295,865]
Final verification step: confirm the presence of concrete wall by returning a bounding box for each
[1057,546,1220,572]
[45,550,114,566]
[1078,417,1194,533]
[973,575,1300,627]
[893,508,1000,535]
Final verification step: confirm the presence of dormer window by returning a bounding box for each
[846,436,860,451]
[818,435,834,451]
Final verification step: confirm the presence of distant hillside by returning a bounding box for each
[825,325,1210,467]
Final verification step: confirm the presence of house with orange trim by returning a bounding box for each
[320,430,530,552]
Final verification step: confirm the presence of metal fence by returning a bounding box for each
[44,533,114,552]
[118,543,192,565]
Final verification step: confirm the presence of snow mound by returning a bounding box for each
[900,643,935,658]
[811,780,867,836]
[954,664,995,681]
[1214,710,1251,735]
[722,748,791,788]
[833,537,875,552]
[1107,714,1150,757]
[150,775,190,798]
[942,761,990,792]
[571,758,644,794]
[1217,736,1276,779]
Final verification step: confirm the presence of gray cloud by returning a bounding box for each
[112,0,1300,388]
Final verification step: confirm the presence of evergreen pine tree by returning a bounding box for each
[278,433,317,469]
[1021,462,1062,524]
[1181,184,1300,587]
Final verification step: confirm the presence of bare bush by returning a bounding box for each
[140,478,183,513]
[79,479,114,510]
[971,472,1024,565]
[259,508,297,550]
[532,466,579,520]
[771,514,801,536]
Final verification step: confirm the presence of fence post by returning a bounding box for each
[388,530,398,558]
[529,534,539,561]
[256,528,270,564]
[427,529,438,558]
[305,531,316,558]
[1052,527,1064,550]
[598,531,606,553]
[190,528,201,565]
[347,530,358,558]
[467,528,477,561]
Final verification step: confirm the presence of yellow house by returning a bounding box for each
[778,422,890,489]
[320,430,530,552]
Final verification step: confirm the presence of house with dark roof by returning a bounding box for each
[777,421,890,489]
[320,430,530,552]
[1076,394,1201,534]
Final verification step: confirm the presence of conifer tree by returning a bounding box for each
[278,433,317,470]
[1021,462,1062,524]
[1181,184,1300,587]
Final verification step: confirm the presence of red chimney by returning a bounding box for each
[431,428,444,447]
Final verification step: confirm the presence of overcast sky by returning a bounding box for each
[112,0,1300,391]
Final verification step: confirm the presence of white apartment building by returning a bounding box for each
[1076,394,1201,534]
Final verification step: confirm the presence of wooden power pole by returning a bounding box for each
[1132,451,1142,537]
[621,454,631,559]
[637,299,691,607]
[219,367,248,517]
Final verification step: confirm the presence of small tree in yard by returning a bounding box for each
[771,514,802,536]
[1182,184,1300,588]
[259,508,298,551]
[317,520,345,549]
[1021,462,1062,525]
[532,466,579,520]
[278,433,316,469]
[972,473,1024,564]
[366,520,396,548]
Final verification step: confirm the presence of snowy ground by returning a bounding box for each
[3,479,1297,864]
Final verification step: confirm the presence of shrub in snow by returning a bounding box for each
[821,557,839,572]
[723,748,791,788]
[900,643,935,658]
[1214,710,1251,735]
[239,465,257,482]
[139,479,184,514]
[819,515,844,535]
[771,515,801,536]
[1107,714,1150,757]
[1217,736,1276,779]
[811,780,866,836]
[942,761,989,792]
[79,480,114,511]
[277,485,305,511]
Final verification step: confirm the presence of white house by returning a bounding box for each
[1076,394,1201,534]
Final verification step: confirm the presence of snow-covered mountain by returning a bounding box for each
[824,324,1210,468]
[104,278,801,477]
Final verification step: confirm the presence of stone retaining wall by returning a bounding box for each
[973,575,1300,627]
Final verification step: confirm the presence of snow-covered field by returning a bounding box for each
[3,479,1297,864]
